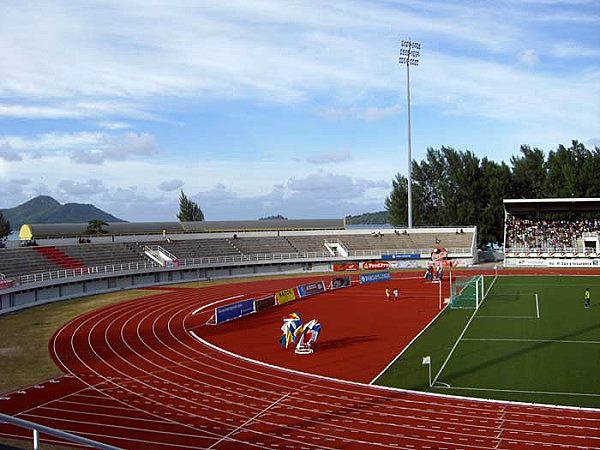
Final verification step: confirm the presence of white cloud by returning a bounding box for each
[0,131,160,164]
[96,121,132,130]
[0,142,22,161]
[70,132,159,164]
[319,104,402,121]
[158,179,184,192]
[306,149,352,164]
[57,179,108,196]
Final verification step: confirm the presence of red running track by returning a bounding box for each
[0,273,598,449]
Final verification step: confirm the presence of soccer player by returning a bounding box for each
[393,287,399,301]
[585,288,591,308]
[385,287,391,301]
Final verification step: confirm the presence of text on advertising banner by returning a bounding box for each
[296,280,327,298]
[275,288,297,305]
[360,271,391,284]
[215,299,255,324]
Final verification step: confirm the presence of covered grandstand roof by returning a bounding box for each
[503,198,600,214]
[19,219,346,240]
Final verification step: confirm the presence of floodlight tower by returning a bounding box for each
[399,39,420,229]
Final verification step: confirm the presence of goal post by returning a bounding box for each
[449,275,484,309]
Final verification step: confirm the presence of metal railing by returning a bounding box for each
[144,244,178,262]
[0,412,122,449]
[10,247,472,287]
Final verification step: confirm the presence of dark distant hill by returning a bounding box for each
[258,215,288,220]
[1,195,125,229]
[345,211,388,225]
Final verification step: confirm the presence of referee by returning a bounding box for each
[584,288,591,308]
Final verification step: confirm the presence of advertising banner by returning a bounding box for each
[215,299,255,324]
[381,253,420,260]
[547,259,600,268]
[388,260,418,269]
[254,295,276,312]
[362,261,390,270]
[275,288,297,305]
[332,263,359,271]
[331,276,351,289]
[360,271,391,284]
[297,280,327,298]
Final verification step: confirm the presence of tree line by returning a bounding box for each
[385,140,600,246]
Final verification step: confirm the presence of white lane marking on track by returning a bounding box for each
[206,392,291,449]
[49,280,600,448]
[192,294,244,316]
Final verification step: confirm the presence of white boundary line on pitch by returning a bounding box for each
[369,303,449,385]
[462,337,600,345]
[432,385,600,398]
[476,292,540,319]
[431,306,479,388]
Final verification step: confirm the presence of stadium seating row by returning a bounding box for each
[0,231,473,280]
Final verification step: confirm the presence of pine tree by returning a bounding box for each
[177,190,205,222]
[0,211,11,239]
[85,219,108,235]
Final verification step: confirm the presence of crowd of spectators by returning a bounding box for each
[505,215,600,251]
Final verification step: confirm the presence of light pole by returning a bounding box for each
[399,39,420,229]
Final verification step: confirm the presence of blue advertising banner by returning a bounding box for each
[381,253,420,260]
[360,271,391,284]
[297,280,327,298]
[215,299,255,324]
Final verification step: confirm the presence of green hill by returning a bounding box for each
[345,211,389,225]
[1,195,125,229]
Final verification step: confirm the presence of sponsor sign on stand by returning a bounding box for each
[275,288,297,305]
[332,263,359,271]
[381,253,420,260]
[362,261,389,270]
[507,258,600,268]
[506,258,546,267]
[360,271,391,284]
[297,280,327,298]
[254,295,276,312]
[547,259,600,268]
[215,299,255,324]
[388,260,418,269]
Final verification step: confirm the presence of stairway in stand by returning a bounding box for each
[33,246,85,270]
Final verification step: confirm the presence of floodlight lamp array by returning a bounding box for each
[399,40,421,65]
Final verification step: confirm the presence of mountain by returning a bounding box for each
[345,211,389,225]
[1,195,125,229]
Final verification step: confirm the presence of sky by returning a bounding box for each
[0,0,598,221]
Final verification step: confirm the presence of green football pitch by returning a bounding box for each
[374,275,600,408]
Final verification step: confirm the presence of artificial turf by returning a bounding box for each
[374,275,600,408]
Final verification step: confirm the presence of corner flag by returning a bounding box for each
[422,356,431,365]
